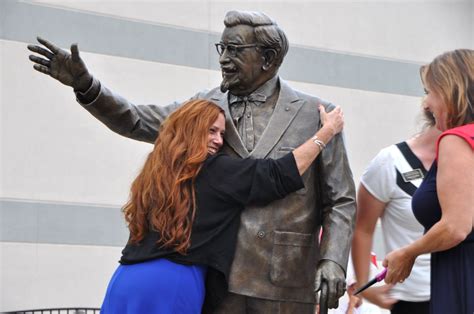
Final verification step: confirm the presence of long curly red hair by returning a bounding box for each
[123,99,224,254]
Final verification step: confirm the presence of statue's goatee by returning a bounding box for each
[220,79,229,93]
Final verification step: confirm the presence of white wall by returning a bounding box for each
[38,0,472,62]
[1,0,472,311]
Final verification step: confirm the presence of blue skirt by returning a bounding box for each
[101,258,207,314]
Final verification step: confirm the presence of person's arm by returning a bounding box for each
[292,105,343,175]
[384,135,474,284]
[352,185,396,309]
[352,185,383,286]
[313,105,357,309]
[205,105,345,206]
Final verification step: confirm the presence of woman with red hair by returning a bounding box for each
[100,99,344,314]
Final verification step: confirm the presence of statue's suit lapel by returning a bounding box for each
[250,79,304,158]
[208,79,304,159]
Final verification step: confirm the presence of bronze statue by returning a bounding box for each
[28,10,356,313]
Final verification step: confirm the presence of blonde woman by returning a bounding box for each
[383,49,474,314]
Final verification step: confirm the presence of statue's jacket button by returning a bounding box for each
[257,230,265,238]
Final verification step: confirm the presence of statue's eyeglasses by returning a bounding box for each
[215,43,259,57]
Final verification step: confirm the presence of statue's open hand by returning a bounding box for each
[27,36,91,91]
[314,260,346,309]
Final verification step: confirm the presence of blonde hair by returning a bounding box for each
[421,49,474,128]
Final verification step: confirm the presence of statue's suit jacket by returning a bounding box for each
[80,77,356,304]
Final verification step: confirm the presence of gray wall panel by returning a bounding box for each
[2,0,218,70]
[1,199,128,246]
[2,0,423,96]
[0,198,387,257]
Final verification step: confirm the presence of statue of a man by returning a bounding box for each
[28,10,356,313]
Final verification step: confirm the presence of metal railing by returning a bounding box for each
[3,308,100,314]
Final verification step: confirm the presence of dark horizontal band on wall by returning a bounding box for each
[1,0,423,96]
[0,199,128,247]
[0,198,386,255]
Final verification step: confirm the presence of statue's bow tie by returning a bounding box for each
[229,93,267,105]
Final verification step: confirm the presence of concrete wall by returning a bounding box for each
[1,0,472,311]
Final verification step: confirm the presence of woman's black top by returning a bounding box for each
[119,152,304,312]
